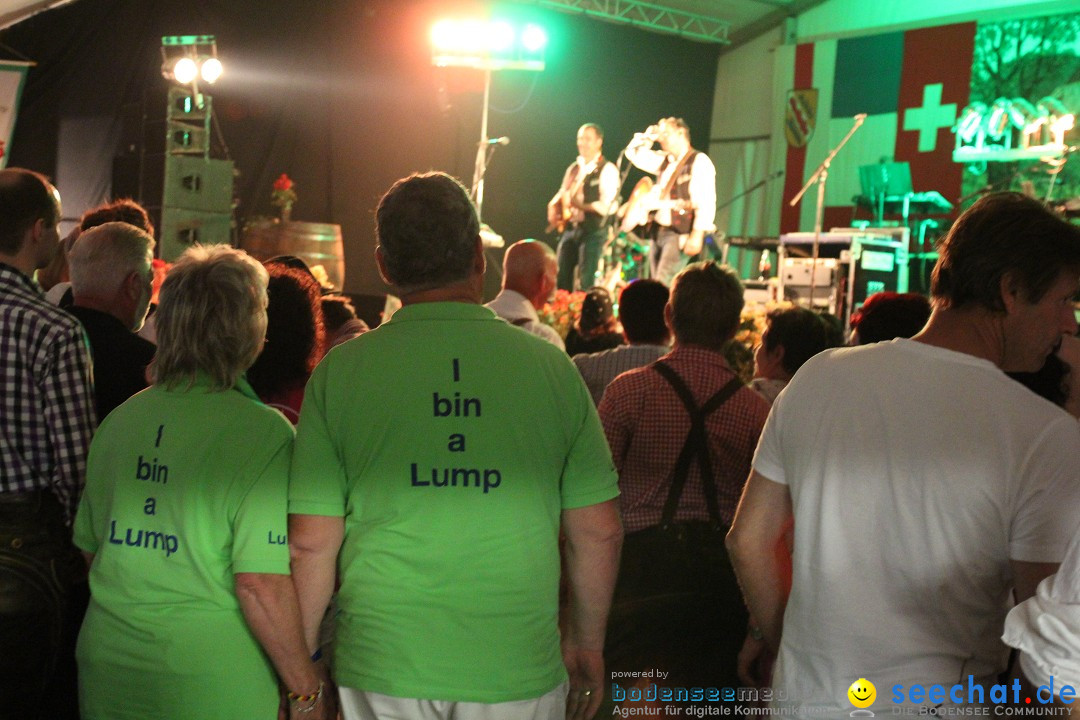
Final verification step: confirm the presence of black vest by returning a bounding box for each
[568,156,609,229]
[659,150,697,234]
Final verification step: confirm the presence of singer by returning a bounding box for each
[625,117,716,285]
[546,123,619,291]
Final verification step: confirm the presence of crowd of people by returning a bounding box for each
[1,155,1079,720]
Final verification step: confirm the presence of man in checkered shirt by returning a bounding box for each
[0,167,95,717]
[598,261,769,692]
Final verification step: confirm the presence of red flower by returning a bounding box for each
[273,173,293,192]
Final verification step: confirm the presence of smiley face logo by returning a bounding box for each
[848,678,876,708]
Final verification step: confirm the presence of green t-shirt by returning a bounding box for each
[73,377,294,720]
[290,302,619,703]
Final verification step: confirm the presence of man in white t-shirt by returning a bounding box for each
[727,192,1080,715]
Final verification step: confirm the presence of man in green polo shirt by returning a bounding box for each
[289,171,623,720]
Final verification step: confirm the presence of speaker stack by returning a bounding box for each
[113,87,235,261]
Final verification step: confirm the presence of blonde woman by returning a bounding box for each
[73,246,329,719]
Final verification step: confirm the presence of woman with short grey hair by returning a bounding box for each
[73,245,330,719]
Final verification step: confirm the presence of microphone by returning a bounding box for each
[854,113,868,122]
[481,136,510,146]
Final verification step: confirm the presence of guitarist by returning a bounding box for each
[546,123,619,291]
[626,117,717,285]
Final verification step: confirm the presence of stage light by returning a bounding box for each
[521,24,547,52]
[160,35,221,89]
[431,18,547,71]
[460,20,486,50]
[984,97,1011,140]
[431,20,456,51]
[172,57,198,85]
[1038,96,1075,134]
[955,102,985,143]
[200,57,223,84]
[487,21,513,52]
[1007,98,1041,133]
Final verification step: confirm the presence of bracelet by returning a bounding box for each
[288,681,323,706]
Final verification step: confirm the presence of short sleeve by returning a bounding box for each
[1003,526,1080,690]
[289,363,349,517]
[72,458,100,554]
[1009,416,1080,563]
[751,393,787,486]
[560,368,620,510]
[231,439,292,574]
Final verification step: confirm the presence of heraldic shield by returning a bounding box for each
[785,88,818,148]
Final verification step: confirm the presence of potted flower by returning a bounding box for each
[271,173,297,222]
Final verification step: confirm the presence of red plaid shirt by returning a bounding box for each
[598,345,770,533]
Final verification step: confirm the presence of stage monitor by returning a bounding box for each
[858,162,912,199]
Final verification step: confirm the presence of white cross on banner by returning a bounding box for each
[0,62,31,168]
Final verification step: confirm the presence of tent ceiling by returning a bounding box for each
[0,1,819,49]
[0,0,75,30]
[515,0,821,46]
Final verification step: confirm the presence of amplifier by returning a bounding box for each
[777,231,910,333]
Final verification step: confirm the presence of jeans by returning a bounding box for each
[0,491,85,720]
[649,227,690,286]
[556,223,606,291]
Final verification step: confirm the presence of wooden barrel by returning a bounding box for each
[241,220,345,291]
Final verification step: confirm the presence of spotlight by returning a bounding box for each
[984,97,1011,140]
[160,35,222,89]
[430,18,547,71]
[1037,96,1075,134]
[431,20,456,51]
[200,57,223,84]
[955,102,985,143]
[521,24,548,52]
[489,21,514,52]
[1007,98,1040,133]
[172,57,198,85]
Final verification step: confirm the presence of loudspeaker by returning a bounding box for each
[156,207,232,261]
[161,156,233,212]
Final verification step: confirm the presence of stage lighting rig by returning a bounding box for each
[954,95,1075,163]
[429,17,548,222]
[430,19,547,71]
[161,35,222,104]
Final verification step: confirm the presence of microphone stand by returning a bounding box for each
[470,69,509,223]
[789,113,866,308]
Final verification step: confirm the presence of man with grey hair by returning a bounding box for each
[598,261,769,692]
[486,238,565,350]
[290,171,622,720]
[68,221,156,420]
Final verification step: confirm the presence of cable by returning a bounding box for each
[488,72,540,115]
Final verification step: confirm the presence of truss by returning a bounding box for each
[527,0,731,44]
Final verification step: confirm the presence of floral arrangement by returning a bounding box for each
[271,173,297,221]
[539,290,586,340]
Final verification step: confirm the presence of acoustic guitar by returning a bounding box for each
[617,176,692,234]
[546,170,589,234]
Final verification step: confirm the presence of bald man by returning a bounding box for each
[485,239,565,350]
